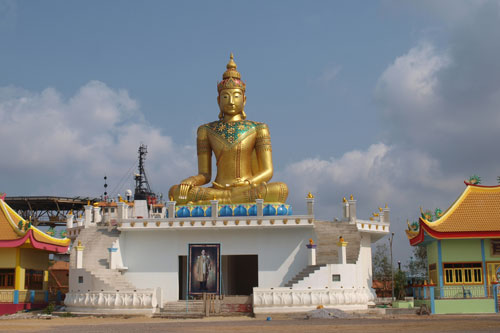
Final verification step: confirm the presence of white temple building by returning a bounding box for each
[64,195,390,315]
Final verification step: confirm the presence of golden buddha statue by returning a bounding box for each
[169,53,288,205]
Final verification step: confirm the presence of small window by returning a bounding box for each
[0,269,15,289]
[25,270,43,290]
[491,240,500,255]
[443,262,483,285]
[78,276,83,283]
[332,274,341,282]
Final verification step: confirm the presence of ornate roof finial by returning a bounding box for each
[343,197,346,203]
[350,194,354,200]
[218,53,245,92]
[307,192,314,198]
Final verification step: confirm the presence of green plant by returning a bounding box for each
[43,302,55,314]
[394,270,407,300]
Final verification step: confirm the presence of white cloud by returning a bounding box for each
[318,65,342,84]
[375,41,450,121]
[279,142,464,265]
[280,143,461,219]
[0,81,196,197]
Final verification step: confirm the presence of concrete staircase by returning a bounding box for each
[155,300,205,318]
[284,264,326,287]
[314,220,361,265]
[70,226,136,291]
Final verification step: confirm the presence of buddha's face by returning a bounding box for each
[218,88,246,116]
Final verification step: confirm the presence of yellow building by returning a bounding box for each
[0,197,70,314]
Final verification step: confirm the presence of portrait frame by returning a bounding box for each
[188,243,221,296]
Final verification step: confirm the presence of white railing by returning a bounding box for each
[65,289,160,313]
[117,215,314,230]
[253,287,375,313]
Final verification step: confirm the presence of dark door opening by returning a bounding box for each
[222,255,258,296]
[179,254,258,300]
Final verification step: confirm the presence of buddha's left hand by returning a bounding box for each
[231,178,251,187]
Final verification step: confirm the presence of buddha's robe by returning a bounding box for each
[169,120,288,204]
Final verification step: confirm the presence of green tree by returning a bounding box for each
[406,244,428,279]
[394,269,407,300]
[372,244,392,281]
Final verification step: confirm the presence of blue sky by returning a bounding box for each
[1,1,500,264]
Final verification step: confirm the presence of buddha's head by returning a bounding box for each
[217,53,246,120]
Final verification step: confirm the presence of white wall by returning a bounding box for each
[358,233,373,289]
[120,227,315,302]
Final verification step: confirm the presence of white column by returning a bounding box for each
[75,241,85,269]
[167,201,176,219]
[306,198,314,216]
[210,200,219,218]
[348,198,356,224]
[93,206,102,224]
[337,239,348,264]
[382,206,390,223]
[306,243,317,266]
[108,247,118,269]
[84,205,92,227]
[66,213,74,229]
[342,198,349,220]
[76,215,83,227]
[256,199,264,217]
[117,202,127,221]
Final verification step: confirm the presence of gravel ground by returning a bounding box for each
[1,314,500,332]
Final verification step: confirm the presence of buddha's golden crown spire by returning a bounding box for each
[217,53,246,93]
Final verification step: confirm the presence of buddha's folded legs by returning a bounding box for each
[168,182,288,205]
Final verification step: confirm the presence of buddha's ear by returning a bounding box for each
[243,94,246,106]
[217,95,220,106]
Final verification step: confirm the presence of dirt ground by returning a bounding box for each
[1,314,500,333]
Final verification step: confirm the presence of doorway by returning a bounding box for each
[178,254,258,300]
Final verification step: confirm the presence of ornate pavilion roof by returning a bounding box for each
[0,198,70,253]
[407,182,500,246]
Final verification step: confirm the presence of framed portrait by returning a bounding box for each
[188,243,221,295]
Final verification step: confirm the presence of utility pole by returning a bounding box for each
[389,232,395,302]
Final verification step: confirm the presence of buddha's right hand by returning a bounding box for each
[179,178,196,199]
[179,183,191,200]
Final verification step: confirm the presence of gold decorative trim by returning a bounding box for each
[212,220,216,226]
[308,219,313,224]
[190,221,195,226]
[283,219,288,224]
[143,222,148,227]
[118,223,122,227]
[156,221,161,227]
[270,219,275,225]
[257,220,262,225]
[235,220,239,225]
[295,219,301,224]
[201,221,206,226]
[168,221,173,226]
[179,221,184,226]
[246,220,251,225]
[223,221,228,226]
[130,222,135,227]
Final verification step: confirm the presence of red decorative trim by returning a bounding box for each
[0,231,30,247]
[0,229,68,253]
[409,227,425,246]
[463,180,500,188]
[421,220,500,239]
[409,216,500,246]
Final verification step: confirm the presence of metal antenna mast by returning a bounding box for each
[134,144,154,201]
